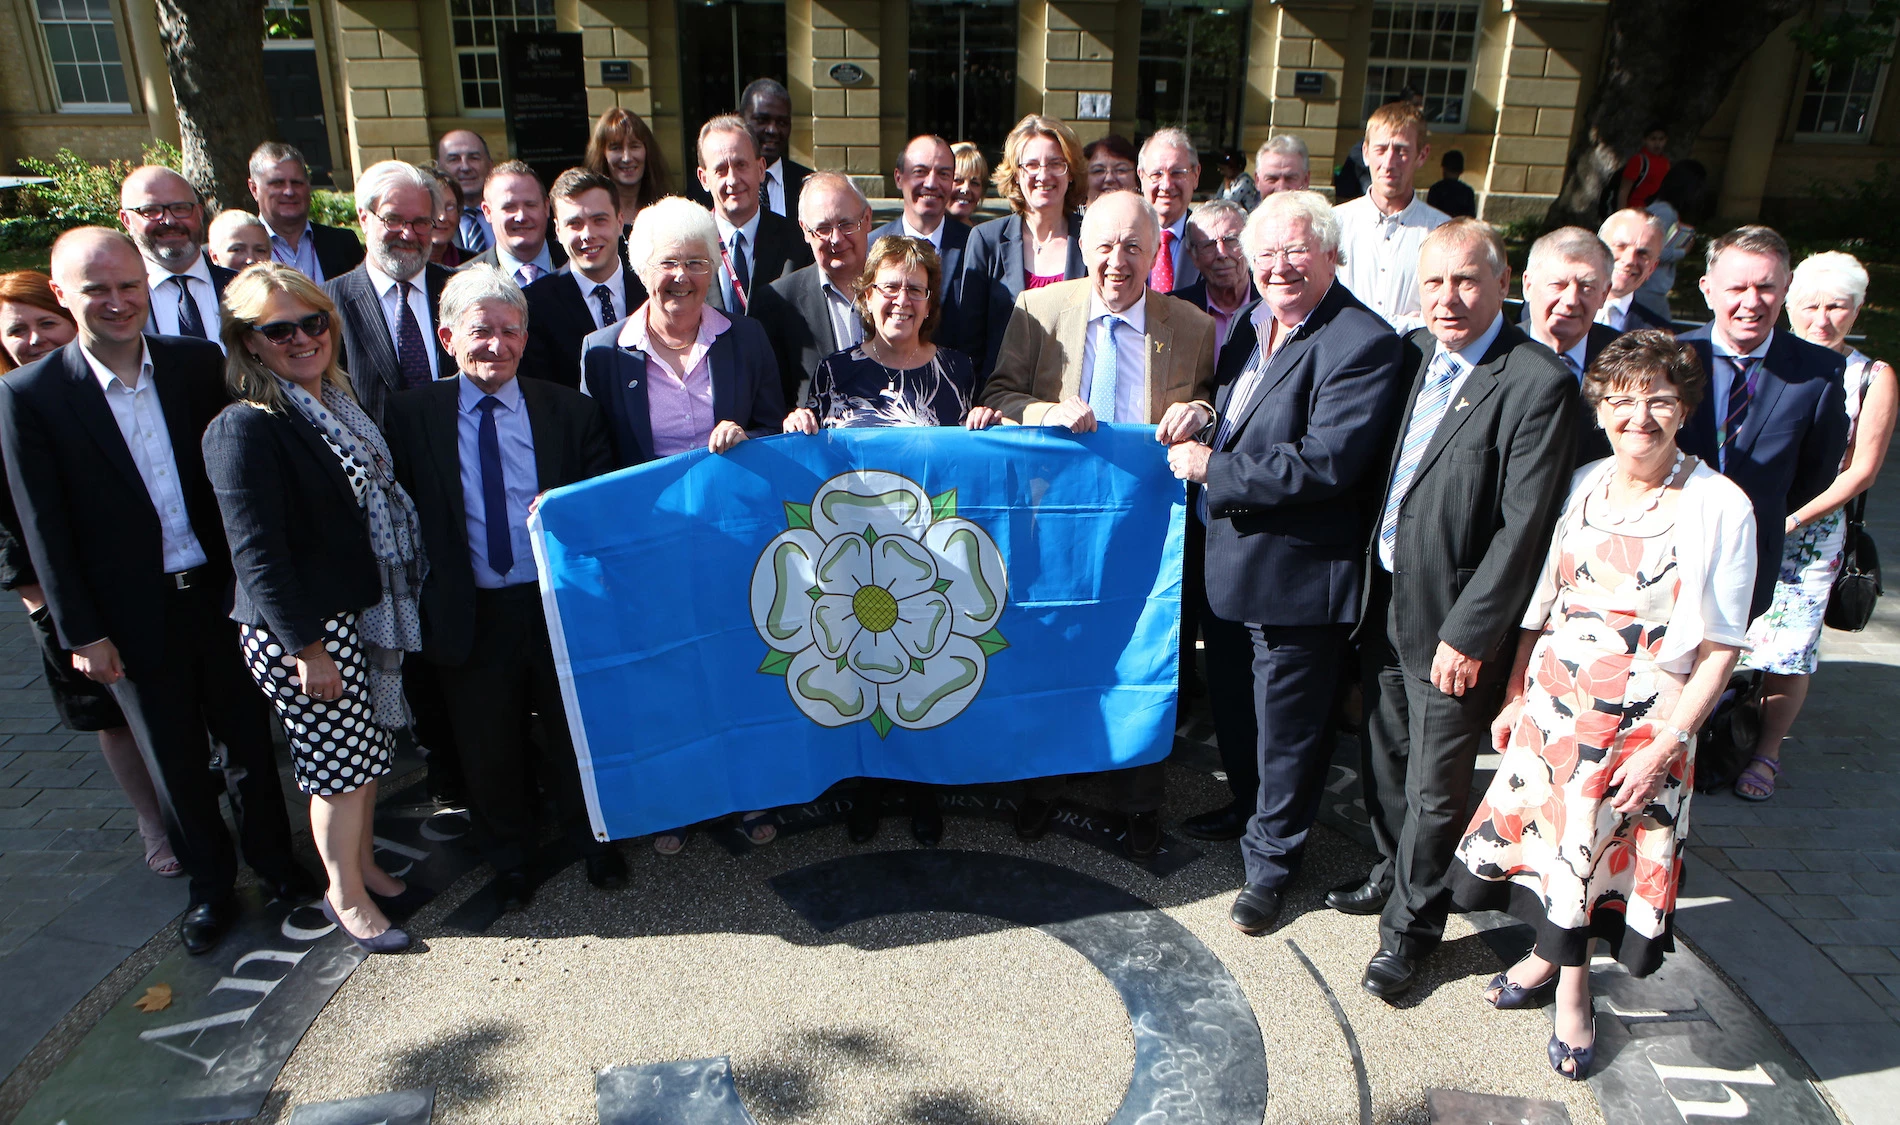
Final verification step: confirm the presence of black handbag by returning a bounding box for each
[1694,670,1764,794]
[1824,495,1882,632]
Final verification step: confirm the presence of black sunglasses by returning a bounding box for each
[252,311,331,345]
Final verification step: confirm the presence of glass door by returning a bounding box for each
[1136,0,1250,188]
[908,0,1019,160]
[677,0,788,171]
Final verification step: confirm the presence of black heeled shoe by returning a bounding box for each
[1485,959,1559,1009]
[320,897,411,954]
[1548,1020,1595,1081]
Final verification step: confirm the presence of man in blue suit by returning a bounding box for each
[868,136,970,356]
[1678,225,1849,617]
[1166,191,1413,932]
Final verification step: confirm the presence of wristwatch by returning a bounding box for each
[1663,726,1692,749]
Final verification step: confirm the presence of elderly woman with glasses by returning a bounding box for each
[784,234,999,844]
[962,114,1089,378]
[1731,251,1899,800]
[202,263,427,954]
[1450,331,1756,1081]
[579,195,785,854]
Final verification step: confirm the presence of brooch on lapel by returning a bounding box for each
[1453,397,1471,412]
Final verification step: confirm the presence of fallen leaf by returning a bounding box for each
[133,983,172,1013]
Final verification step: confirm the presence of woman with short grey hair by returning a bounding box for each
[579,196,787,855]
[1733,250,1898,800]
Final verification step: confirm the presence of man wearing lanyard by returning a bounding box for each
[118,166,233,351]
[696,116,813,315]
[1678,225,1849,618]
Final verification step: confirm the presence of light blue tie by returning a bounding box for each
[1088,317,1120,423]
[1378,351,1461,565]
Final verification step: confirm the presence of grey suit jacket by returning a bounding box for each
[756,263,854,407]
[323,263,455,425]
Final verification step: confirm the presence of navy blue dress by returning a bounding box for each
[807,345,977,427]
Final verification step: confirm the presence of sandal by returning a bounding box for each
[141,828,183,879]
[653,828,688,856]
[740,811,778,846]
[1733,755,1781,802]
[1484,959,1558,1010]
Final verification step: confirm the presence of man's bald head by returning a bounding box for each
[48,227,149,351]
[437,129,494,201]
[120,165,194,206]
[117,166,205,272]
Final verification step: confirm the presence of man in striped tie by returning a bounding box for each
[1341,218,1579,1002]
[1678,226,1849,619]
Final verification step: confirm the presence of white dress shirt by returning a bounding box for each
[143,254,225,351]
[79,342,208,575]
[763,159,788,217]
[821,276,864,349]
[576,267,629,332]
[1335,192,1451,334]
[494,240,557,289]
[1377,311,1504,570]
[365,260,440,381]
[1597,292,1635,332]
[901,215,946,251]
[1080,292,1150,424]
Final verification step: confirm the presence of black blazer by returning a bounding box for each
[962,211,1087,379]
[1202,283,1413,627]
[324,263,456,426]
[1622,299,1675,333]
[0,337,235,676]
[309,222,367,280]
[744,208,815,298]
[867,217,971,357]
[1677,325,1849,616]
[383,376,613,666]
[521,265,648,388]
[202,402,381,655]
[1563,321,1624,467]
[1369,322,1580,671]
[753,263,853,408]
[578,312,786,468]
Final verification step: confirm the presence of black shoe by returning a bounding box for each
[585,848,627,891]
[180,900,236,955]
[1014,797,1056,841]
[257,863,324,904]
[429,785,467,808]
[847,802,880,844]
[495,868,533,913]
[1229,884,1284,935]
[1326,877,1389,916]
[1361,948,1416,1001]
[911,799,943,847]
[1181,802,1251,841]
[1124,811,1162,860]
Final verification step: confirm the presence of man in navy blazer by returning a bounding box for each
[1678,225,1849,617]
[522,169,647,388]
[1166,191,1412,933]
[1598,209,1675,334]
[1518,226,1624,467]
[868,136,971,357]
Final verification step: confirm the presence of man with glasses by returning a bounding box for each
[1164,190,1410,933]
[1137,128,1204,295]
[0,227,315,956]
[246,141,365,283]
[324,160,457,426]
[119,166,234,350]
[1171,200,1258,358]
[752,172,874,408]
[696,115,813,316]
[522,168,647,388]
[1518,227,1621,467]
[870,135,970,355]
[1335,101,1449,333]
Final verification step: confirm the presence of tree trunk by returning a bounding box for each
[154,0,276,212]
[1544,0,1809,229]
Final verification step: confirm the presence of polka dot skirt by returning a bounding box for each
[240,612,394,796]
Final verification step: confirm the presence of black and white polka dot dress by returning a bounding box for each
[238,429,395,796]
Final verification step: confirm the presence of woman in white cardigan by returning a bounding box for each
[1448,330,1756,1082]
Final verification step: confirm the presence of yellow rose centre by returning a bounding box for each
[852,584,900,633]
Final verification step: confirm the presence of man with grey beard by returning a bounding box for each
[118,166,235,350]
[323,160,455,426]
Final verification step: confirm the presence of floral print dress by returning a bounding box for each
[1450,499,1692,977]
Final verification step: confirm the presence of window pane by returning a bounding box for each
[53,65,82,104]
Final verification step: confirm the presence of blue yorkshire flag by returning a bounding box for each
[530,425,1184,842]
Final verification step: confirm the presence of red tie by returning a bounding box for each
[1150,229,1175,293]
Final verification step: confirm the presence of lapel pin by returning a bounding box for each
[628,379,639,389]
[1454,397,1471,412]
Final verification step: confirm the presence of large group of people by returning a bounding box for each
[0,87,1889,1090]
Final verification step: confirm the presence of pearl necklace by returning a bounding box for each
[1597,450,1685,526]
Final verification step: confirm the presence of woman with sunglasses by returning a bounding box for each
[784,236,999,844]
[203,263,427,953]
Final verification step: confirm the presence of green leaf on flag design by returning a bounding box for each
[973,627,1010,657]
[869,707,894,739]
[758,650,794,676]
[930,489,958,522]
[784,501,813,530]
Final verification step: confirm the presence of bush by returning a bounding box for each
[310,189,359,231]
[1786,163,1900,254]
[8,141,184,247]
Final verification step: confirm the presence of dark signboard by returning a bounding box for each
[500,31,590,184]
[1293,70,1325,97]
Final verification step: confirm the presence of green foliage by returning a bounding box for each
[1789,162,1900,253]
[1791,0,1900,80]
[10,141,184,243]
[309,189,359,231]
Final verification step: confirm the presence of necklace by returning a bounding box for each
[1598,449,1685,526]
[866,337,925,371]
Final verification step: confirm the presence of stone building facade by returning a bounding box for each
[0,0,1893,222]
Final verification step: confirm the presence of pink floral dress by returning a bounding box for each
[1450,498,1693,977]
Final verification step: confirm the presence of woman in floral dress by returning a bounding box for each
[1450,331,1757,1080]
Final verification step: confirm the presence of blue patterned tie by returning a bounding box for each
[172,276,205,338]
[1088,317,1120,423]
[1378,351,1461,566]
[593,283,617,327]
[1717,354,1762,472]
[396,281,432,390]
[476,396,514,579]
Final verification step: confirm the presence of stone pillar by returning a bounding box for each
[1252,0,1352,186]
[1717,17,1801,221]
[799,0,882,180]
[334,1,435,168]
[575,0,657,122]
[120,0,180,147]
[1031,0,1115,144]
[1480,3,1601,223]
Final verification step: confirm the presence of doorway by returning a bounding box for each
[908,0,1019,160]
[676,0,789,173]
[1135,0,1251,187]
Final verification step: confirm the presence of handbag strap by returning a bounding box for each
[1846,492,1869,532]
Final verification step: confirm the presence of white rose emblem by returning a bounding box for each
[750,471,1008,737]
